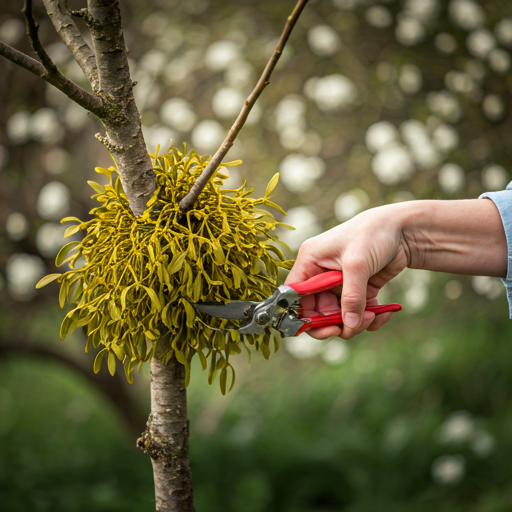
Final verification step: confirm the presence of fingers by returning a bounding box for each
[339,259,371,330]
[339,310,375,340]
[306,324,343,340]
[366,311,393,331]
[306,310,376,340]
[300,291,341,339]
[316,290,339,314]
[298,291,339,326]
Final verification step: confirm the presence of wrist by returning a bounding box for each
[397,200,433,270]
[397,199,508,277]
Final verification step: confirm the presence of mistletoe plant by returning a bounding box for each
[0,0,310,510]
[37,147,293,393]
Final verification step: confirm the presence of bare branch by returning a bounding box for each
[5,0,106,116]
[0,39,47,76]
[179,0,311,213]
[23,0,61,74]
[0,39,105,116]
[42,0,99,91]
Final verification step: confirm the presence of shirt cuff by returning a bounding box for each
[479,184,512,318]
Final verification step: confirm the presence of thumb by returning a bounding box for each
[341,260,370,329]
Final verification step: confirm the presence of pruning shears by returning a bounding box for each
[193,270,402,337]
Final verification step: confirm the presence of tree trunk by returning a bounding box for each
[86,0,155,216]
[85,4,193,509]
[138,357,195,512]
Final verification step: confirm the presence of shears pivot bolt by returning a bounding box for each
[255,311,271,325]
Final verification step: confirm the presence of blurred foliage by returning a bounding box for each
[2,296,512,511]
[1,0,512,509]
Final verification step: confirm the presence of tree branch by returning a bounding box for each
[7,0,107,116]
[42,0,100,92]
[0,39,47,76]
[179,0,311,213]
[0,337,146,438]
[23,0,60,74]
[0,39,105,115]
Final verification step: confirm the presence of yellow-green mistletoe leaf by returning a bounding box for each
[168,251,187,275]
[264,172,279,199]
[55,242,79,267]
[64,224,81,238]
[87,180,105,195]
[108,351,116,376]
[143,286,162,312]
[94,348,108,374]
[35,273,61,289]
[95,166,113,179]
[60,217,82,224]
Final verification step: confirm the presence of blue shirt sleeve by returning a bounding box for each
[479,180,512,318]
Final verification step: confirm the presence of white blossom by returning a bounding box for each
[365,6,393,28]
[308,25,341,56]
[37,182,70,220]
[5,213,29,242]
[438,163,465,193]
[372,146,414,185]
[431,455,466,485]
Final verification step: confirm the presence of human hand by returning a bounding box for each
[285,203,410,340]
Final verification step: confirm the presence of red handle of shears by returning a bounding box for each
[288,271,344,295]
[288,271,402,335]
[295,304,403,335]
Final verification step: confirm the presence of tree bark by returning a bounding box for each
[138,357,195,512]
[86,0,155,216]
[42,0,100,91]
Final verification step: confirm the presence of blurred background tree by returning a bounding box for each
[1,0,512,510]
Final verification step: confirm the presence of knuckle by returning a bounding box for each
[342,255,366,274]
[342,293,363,310]
[340,328,355,341]
[298,237,316,257]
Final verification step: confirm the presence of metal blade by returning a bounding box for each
[193,301,257,320]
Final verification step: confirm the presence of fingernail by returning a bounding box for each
[344,312,360,329]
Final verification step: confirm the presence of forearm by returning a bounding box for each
[401,199,507,278]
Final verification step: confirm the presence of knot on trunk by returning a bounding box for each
[137,414,171,462]
[137,414,190,469]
